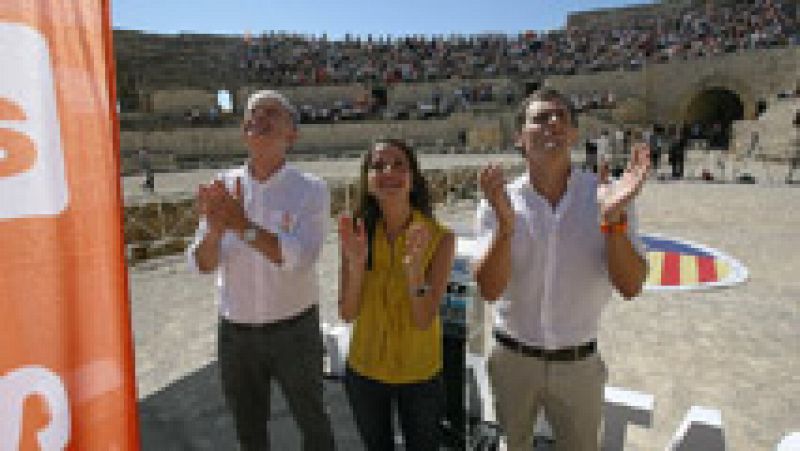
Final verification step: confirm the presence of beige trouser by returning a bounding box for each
[487,344,607,451]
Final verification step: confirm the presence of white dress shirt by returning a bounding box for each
[187,164,330,324]
[475,170,645,349]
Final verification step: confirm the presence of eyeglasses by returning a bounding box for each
[245,109,294,135]
[368,160,410,174]
[526,110,570,126]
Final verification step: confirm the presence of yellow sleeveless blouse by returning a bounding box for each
[347,210,446,383]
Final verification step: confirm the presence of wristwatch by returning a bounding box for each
[411,284,431,298]
[242,225,258,243]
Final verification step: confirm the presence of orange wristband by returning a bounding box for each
[600,213,628,234]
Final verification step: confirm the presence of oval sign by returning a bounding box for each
[642,233,748,291]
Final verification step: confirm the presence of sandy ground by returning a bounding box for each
[127,158,799,450]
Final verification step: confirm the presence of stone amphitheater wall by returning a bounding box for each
[546,47,799,126]
[143,78,525,115]
[566,0,692,30]
[150,89,218,113]
[120,113,502,160]
[237,84,370,108]
[138,46,798,130]
[387,78,521,105]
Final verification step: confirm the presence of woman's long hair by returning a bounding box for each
[355,138,433,270]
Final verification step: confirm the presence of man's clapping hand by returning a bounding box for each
[197,178,249,235]
[597,142,650,223]
[479,164,514,232]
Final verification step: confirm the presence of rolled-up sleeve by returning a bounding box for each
[278,180,330,271]
[186,216,209,273]
[473,198,498,263]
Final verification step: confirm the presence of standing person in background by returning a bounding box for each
[614,128,625,172]
[584,137,598,173]
[747,130,761,159]
[187,90,334,451]
[670,125,687,179]
[339,138,456,451]
[596,129,611,174]
[138,146,154,193]
[474,89,649,451]
[786,111,800,183]
[649,125,662,176]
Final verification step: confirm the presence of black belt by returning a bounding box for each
[220,304,317,332]
[494,331,596,362]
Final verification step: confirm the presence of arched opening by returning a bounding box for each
[371,86,388,110]
[524,81,541,96]
[683,88,744,149]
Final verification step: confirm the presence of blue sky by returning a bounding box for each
[112,0,657,37]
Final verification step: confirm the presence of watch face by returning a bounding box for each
[244,228,257,242]
[415,285,431,297]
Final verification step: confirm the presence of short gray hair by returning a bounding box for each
[245,90,299,127]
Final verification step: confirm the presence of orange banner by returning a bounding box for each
[0,1,139,449]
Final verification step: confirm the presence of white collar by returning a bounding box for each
[244,162,288,189]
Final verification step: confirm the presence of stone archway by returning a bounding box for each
[672,73,755,120]
[672,78,756,149]
[679,87,746,149]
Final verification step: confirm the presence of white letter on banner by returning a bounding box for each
[0,22,68,219]
[602,386,655,451]
[0,366,71,451]
[667,406,726,451]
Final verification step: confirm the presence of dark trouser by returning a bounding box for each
[344,366,442,451]
[650,150,660,170]
[218,305,334,451]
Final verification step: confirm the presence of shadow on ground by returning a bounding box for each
[138,362,365,450]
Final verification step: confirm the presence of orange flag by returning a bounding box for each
[0,1,139,449]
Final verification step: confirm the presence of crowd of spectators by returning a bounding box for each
[296,82,519,123]
[234,1,797,86]
[119,1,796,129]
[122,83,622,128]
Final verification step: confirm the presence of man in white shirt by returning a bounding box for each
[474,89,649,451]
[187,90,334,450]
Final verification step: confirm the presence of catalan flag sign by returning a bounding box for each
[642,234,748,291]
[0,1,139,449]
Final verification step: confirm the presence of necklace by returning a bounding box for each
[383,209,413,243]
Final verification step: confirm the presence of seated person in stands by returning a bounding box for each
[338,138,455,451]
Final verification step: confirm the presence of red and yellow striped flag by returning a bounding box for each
[642,235,741,290]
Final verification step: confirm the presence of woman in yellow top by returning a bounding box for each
[339,138,455,450]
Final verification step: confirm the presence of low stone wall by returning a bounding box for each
[150,89,218,114]
[237,84,369,109]
[119,113,507,172]
[124,164,525,263]
[546,47,799,125]
[387,78,521,106]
